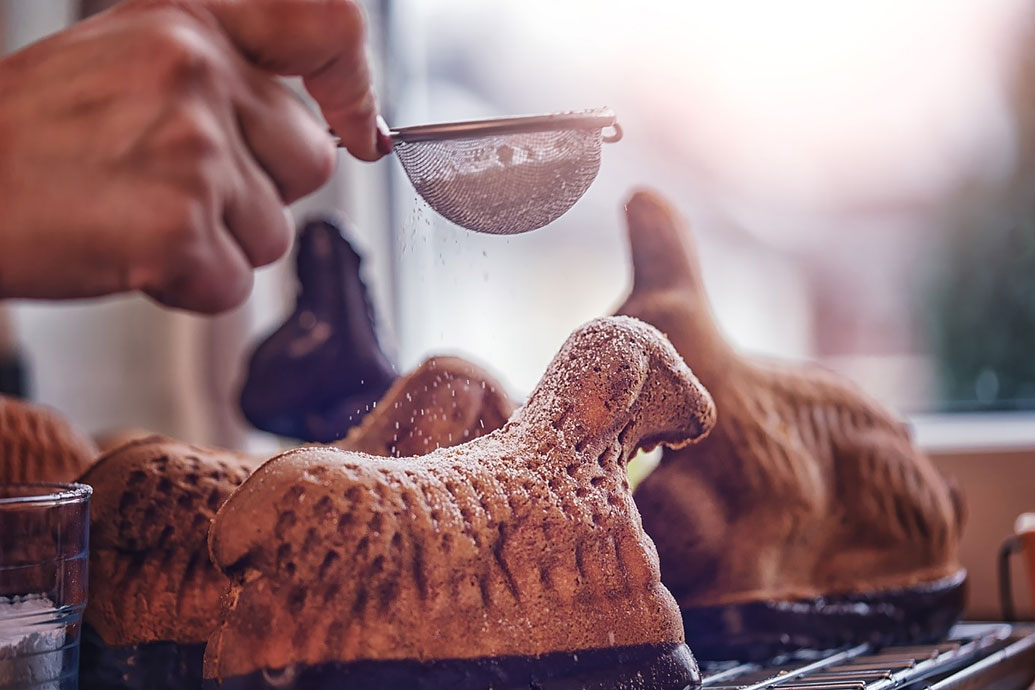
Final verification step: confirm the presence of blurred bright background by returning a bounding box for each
[2,0,1035,449]
[386,0,1035,430]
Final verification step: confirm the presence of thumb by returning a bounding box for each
[203,0,384,161]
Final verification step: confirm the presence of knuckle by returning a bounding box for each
[150,20,220,91]
[288,0,364,49]
[192,269,252,314]
[239,200,292,267]
[123,197,206,293]
[289,140,337,200]
[311,141,337,188]
[145,194,210,267]
[253,225,292,268]
[168,106,223,160]
[321,0,366,41]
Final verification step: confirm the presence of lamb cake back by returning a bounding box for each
[617,190,965,660]
[78,355,512,690]
[204,316,716,690]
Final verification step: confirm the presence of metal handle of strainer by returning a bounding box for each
[389,108,623,144]
[329,108,622,147]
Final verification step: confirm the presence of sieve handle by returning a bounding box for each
[329,108,622,148]
[390,108,620,143]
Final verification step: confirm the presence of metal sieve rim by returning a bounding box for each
[391,107,620,143]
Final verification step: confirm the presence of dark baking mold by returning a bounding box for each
[205,642,700,690]
[80,625,204,690]
[682,569,967,662]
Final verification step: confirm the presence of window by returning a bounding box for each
[384,0,1035,424]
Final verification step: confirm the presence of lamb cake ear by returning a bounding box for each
[616,189,966,662]
[204,316,714,690]
[0,395,98,484]
[336,355,514,457]
[617,190,733,389]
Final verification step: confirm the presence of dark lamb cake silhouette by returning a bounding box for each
[240,216,397,442]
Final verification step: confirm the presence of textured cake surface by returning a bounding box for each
[618,191,965,607]
[0,395,98,483]
[80,357,514,649]
[82,436,259,646]
[336,355,513,457]
[204,317,716,680]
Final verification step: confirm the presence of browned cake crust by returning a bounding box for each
[81,436,260,646]
[204,317,716,681]
[93,427,154,454]
[618,191,964,607]
[80,357,513,649]
[335,355,513,457]
[0,395,98,484]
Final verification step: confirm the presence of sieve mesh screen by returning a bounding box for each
[394,128,603,235]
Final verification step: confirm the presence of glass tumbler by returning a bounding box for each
[0,483,91,690]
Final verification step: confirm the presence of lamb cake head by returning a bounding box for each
[617,190,966,660]
[204,316,716,690]
[0,395,97,483]
[77,356,512,690]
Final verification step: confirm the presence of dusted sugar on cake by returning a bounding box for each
[204,317,716,690]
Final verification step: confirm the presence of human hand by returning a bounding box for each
[0,0,389,313]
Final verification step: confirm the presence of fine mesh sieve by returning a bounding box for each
[336,108,622,235]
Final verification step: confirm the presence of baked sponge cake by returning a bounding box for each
[203,317,716,690]
[78,356,513,690]
[617,191,966,660]
[79,437,259,690]
[0,395,98,483]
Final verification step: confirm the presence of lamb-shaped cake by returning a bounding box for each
[79,436,260,690]
[617,191,966,660]
[203,316,716,690]
[0,394,97,483]
[78,356,512,690]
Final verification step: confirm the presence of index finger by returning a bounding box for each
[202,0,384,161]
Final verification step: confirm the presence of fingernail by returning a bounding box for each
[376,115,393,155]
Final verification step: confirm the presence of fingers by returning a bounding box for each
[203,0,385,161]
[303,47,381,161]
[223,125,295,268]
[236,75,337,203]
[142,212,255,314]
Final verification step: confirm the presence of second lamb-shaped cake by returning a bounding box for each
[204,316,717,690]
[618,191,966,660]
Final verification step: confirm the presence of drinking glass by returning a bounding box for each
[0,483,91,690]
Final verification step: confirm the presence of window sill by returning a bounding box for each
[910,412,1035,453]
